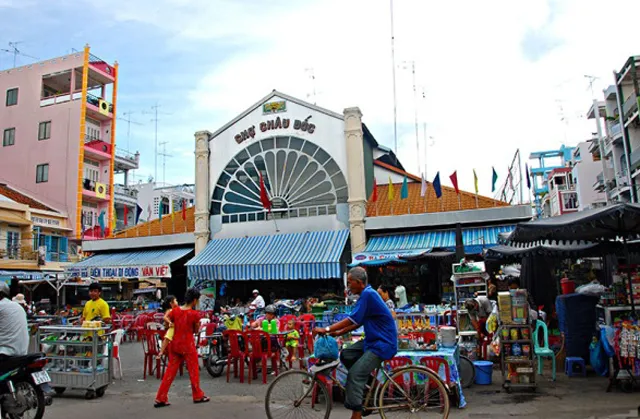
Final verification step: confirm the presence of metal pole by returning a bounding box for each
[390,0,398,154]
[154,105,158,184]
[518,149,524,205]
[412,62,420,172]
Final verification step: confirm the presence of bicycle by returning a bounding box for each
[265,357,450,418]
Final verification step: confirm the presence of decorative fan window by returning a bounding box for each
[211,136,348,223]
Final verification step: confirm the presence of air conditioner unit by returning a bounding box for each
[98,99,110,116]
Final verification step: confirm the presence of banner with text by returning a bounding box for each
[66,264,172,279]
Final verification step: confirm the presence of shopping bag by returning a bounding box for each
[589,337,609,377]
[314,335,339,360]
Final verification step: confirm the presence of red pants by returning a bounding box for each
[155,348,205,403]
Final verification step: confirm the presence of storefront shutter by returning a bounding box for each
[59,237,68,262]
[44,235,52,262]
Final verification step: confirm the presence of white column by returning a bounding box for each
[344,107,367,254]
[194,130,212,254]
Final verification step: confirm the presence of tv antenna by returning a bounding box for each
[117,111,143,151]
[1,42,38,68]
[584,74,600,98]
[143,103,171,184]
[305,68,317,104]
[158,141,172,186]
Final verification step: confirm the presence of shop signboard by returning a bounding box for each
[66,264,172,279]
[31,215,62,227]
[352,250,428,264]
[262,100,286,114]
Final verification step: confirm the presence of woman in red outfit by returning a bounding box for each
[154,288,209,407]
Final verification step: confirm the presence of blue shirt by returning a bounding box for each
[348,286,398,360]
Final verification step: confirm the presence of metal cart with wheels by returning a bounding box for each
[36,325,112,399]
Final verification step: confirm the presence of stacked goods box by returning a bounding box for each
[510,290,529,325]
[498,292,513,324]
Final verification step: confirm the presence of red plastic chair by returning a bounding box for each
[307,356,335,405]
[419,356,450,385]
[141,329,164,379]
[279,315,299,332]
[383,357,413,397]
[244,330,279,384]
[224,330,246,383]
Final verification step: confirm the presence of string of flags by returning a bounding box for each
[369,166,533,214]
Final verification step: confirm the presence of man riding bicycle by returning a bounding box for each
[314,267,398,419]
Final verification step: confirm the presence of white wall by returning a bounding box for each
[207,94,348,237]
[572,142,606,210]
[374,166,418,184]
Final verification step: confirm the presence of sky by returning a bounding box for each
[2,0,640,198]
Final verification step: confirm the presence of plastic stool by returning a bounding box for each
[565,357,586,377]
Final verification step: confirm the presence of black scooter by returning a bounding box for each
[0,353,53,419]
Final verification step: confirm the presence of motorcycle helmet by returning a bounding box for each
[265,305,276,314]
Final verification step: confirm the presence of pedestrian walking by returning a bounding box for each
[154,288,209,408]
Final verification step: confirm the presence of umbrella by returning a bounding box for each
[507,203,640,314]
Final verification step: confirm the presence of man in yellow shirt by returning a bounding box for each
[81,283,111,324]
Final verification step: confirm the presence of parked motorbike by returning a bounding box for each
[205,332,227,378]
[0,353,52,419]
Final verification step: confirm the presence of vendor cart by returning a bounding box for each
[37,325,112,399]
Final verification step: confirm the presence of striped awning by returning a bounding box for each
[352,225,515,265]
[65,247,193,279]
[187,229,350,281]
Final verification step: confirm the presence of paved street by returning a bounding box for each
[45,341,640,419]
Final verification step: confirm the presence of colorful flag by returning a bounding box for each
[182,199,187,220]
[420,174,427,197]
[123,205,128,227]
[371,178,378,202]
[449,171,459,194]
[387,176,394,201]
[147,203,152,221]
[525,163,531,189]
[400,176,409,199]
[259,173,272,211]
[111,210,116,233]
[473,169,479,194]
[433,172,442,198]
[170,198,175,223]
[491,167,498,192]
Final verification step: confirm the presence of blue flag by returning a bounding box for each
[135,204,143,224]
[400,176,409,199]
[433,172,442,198]
[97,210,105,235]
[525,163,531,189]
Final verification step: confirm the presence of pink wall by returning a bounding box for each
[0,53,87,235]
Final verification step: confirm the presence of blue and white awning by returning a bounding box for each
[65,247,193,279]
[351,225,515,265]
[186,229,349,281]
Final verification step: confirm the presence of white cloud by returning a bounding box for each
[98,0,640,197]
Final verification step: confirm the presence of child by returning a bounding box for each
[285,319,300,362]
[157,295,179,359]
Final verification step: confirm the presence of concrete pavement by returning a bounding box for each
[44,340,640,418]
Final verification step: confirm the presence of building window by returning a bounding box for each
[3,128,15,146]
[7,231,20,259]
[36,164,49,183]
[38,121,51,140]
[6,88,18,106]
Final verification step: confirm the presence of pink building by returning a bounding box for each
[0,45,137,243]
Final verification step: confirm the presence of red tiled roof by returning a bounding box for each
[368,182,508,217]
[114,206,195,238]
[0,184,56,212]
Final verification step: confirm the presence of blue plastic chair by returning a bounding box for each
[533,319,556,381]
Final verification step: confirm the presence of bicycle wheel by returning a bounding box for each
[378,366,450,419]
[265,370,331,419]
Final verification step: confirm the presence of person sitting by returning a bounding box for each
[464,295,494,338]
[0,282,28,359]
[249,289,265,310]
[314,267,397,419]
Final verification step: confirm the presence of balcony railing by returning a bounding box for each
[115,147,139,163]
[552,184,576,191]
[0,246,38,261]
[88,53,115,77]
[113,185,138,199]
[84,134,110,145]
[610,121,622,137]
[622,95,638,121]
[86,93,113,114]
[631,148,640,173]
[82,178,110,196]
